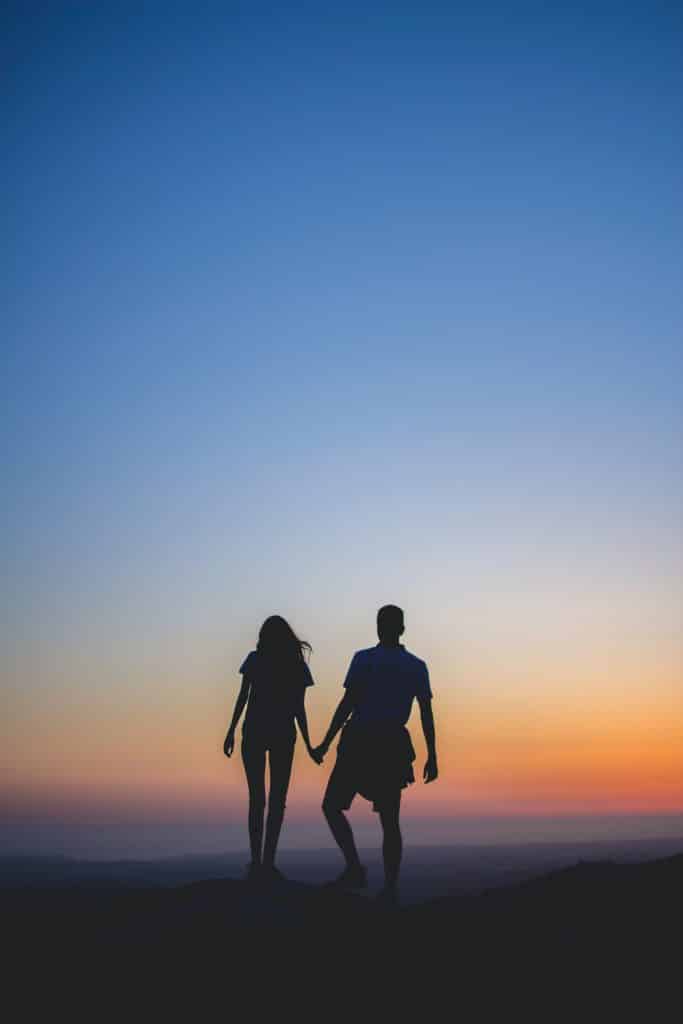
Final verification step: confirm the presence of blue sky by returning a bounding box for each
[3,2,682,854]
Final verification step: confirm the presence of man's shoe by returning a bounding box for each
[261,864,288,884]
[325,864,368,890]
[375,885,399,908]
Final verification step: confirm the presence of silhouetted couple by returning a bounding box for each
[223,605,438,901]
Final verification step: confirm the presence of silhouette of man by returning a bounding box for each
[314,605,437,902]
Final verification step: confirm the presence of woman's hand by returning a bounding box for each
[223,730,235,758]
[311,742,328,763]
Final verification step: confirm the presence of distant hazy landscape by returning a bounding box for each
[4,835,682,904]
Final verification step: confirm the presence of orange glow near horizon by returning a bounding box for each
[4,657,682,829]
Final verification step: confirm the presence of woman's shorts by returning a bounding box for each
[241,724,296,766]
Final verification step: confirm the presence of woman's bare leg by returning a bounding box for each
[241,740,266,866]
[262,737,295,868]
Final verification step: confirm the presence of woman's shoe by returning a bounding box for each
[245,861,262,883]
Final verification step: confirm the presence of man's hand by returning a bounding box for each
[223,730,235,758]
[423,755,438,783]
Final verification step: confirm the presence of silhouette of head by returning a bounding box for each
[377,605,405,645]
[257,615,311,662]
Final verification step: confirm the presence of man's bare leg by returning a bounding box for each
[378,793,402,895]
[322,798,367,887]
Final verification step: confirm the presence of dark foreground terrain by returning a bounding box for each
[4,852,680,1008]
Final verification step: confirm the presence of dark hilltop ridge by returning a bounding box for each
[5,852,681,976]
[4,833,682,893]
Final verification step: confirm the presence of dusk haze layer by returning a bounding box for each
[3,2,682,858]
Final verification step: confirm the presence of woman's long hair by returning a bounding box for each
[257,615,311,664]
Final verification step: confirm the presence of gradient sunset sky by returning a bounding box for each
[3,2,682,857]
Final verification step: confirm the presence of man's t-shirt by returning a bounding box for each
[240,650,314,737]
[343,644,432,727]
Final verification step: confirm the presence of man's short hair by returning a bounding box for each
[377,605,404,635]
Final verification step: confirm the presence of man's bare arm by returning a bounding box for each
[418,694,438,782]
[314,692,356,757]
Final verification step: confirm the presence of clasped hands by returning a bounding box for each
[310,740,329,765]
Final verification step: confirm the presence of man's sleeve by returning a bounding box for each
[416,661,433,700]
[342,652,362,691]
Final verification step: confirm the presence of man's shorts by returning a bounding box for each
[323,721,416,813]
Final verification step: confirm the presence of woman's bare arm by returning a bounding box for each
[223,677,250,757]
[295,691,321,763]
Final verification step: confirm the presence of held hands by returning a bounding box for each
[311,741,329,764]
[308,744,324,765]
[423,754,438,783]
[223,730,235,758]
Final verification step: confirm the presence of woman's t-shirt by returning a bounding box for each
[240,650,314,738]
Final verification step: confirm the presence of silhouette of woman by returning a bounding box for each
[224,616,321,881]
